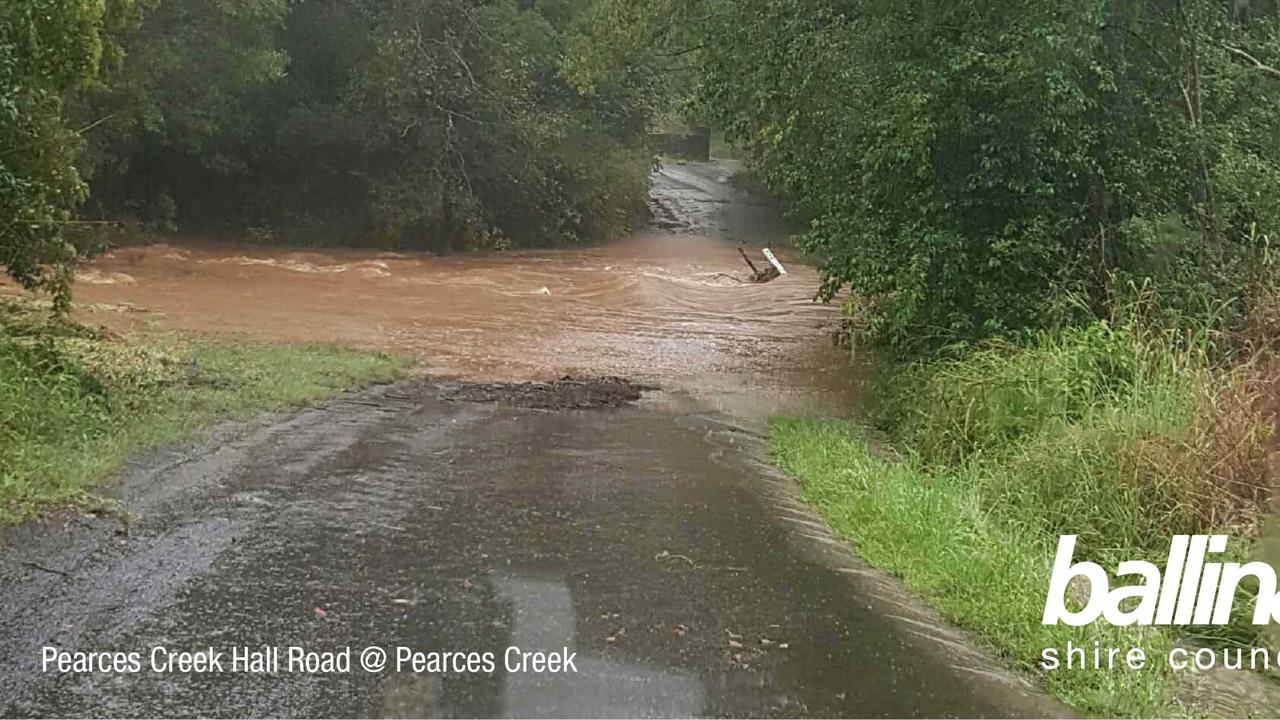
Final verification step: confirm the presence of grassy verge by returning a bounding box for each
[0,301,410,525]
[770,317,1278,717]
[771,419,1183,716]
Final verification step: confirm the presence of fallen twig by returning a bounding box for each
[22,561,70,577]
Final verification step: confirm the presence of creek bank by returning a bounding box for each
[769,318,1280,717]
[0,298,409,526]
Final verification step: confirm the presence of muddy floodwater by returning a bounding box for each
[63,162,855,418]
[0,161,1068,718]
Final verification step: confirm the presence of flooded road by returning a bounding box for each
[0,161,1066,717]
[65,161,854,417]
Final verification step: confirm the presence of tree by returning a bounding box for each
[71,0,286,229]
[0,0,110,309]
[70,0,657,252]
[661,0,1280,353]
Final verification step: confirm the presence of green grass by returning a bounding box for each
[769,319,1278,717]
[0,304,410,525]
[771,420,1182,716]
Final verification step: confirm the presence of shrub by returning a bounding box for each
[690,0,1280,354]
[873,300,1278,549]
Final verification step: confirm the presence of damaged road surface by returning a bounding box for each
[0,161,1066,718]
[0,382,1064,717]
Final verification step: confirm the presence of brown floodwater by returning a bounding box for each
[41,161,856,416]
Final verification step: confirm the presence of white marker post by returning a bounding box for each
[762,248,787,275]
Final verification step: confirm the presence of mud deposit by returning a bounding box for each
[440,377,653,410]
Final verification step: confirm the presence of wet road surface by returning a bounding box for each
[0,162,1067,717]
[0,385,1064,717]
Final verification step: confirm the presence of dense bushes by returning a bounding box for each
[2,0,662,302]
[1,326,111,490]
[873,316,1274,554]
[0,0,107,308]
[75,0,659,250]
[684,0,1280,354]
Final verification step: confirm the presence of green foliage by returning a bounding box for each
[0,0,110,308]
[873,321,1198,549]
[771,419,1185,717]
[772,308,1277,714]
[73,0,658,250]
[0,300,408,524]
[683,0,1280,354]
[71,0,286,227]
[859,305,1273,634]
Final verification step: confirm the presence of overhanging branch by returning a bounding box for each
[1223,44,1280,80]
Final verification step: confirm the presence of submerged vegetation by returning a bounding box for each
[0,300,408,525]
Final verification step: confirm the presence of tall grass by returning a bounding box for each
[873,313,1273,556]
[771,420,1184,716]
[772,293,1280,716]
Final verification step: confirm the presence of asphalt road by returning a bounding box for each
[0,162,1068,718]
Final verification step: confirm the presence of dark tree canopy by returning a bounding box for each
[73,0,660,250]
[2,0,666,305]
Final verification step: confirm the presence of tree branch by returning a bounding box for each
[1223,44,1280,80]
